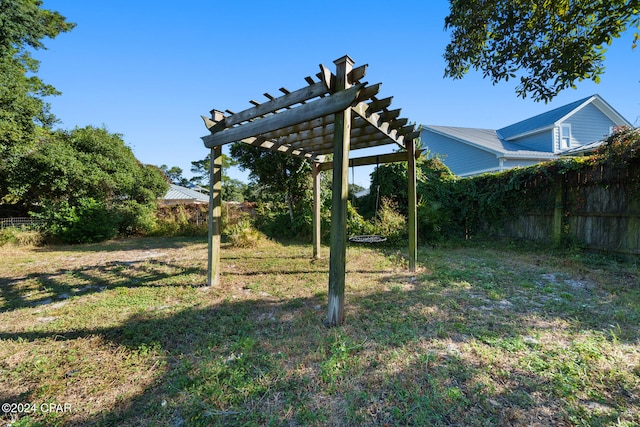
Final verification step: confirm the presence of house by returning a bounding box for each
[421,94,633,176]
[159,184,209,206]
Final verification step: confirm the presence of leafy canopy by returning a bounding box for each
[229,143,311,209]
[0,0,75,198]
[444,0,640,102]
[8,126,168,207]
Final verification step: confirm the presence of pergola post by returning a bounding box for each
[407,138,418,271]
[312,161,322,259]
[325,55,354,327]
[207,145,223,286]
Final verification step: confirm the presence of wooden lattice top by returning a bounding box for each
[201,56,419,163]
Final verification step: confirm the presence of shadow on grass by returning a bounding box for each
[1,267,637,426]
[31,236,207,254]
[0,237,209,313]
[2,238,638,425]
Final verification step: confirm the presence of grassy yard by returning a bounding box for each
[0,236,638,426]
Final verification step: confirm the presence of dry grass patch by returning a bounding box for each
[0,237,638,426]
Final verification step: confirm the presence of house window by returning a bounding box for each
[560,124,571,149]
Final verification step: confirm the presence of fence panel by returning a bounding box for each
[0,217,45,230]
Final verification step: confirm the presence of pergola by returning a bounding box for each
[201,55,420,326]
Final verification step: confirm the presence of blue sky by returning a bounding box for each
[38,1,639,188]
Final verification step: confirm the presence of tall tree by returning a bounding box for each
[0,0,75,202]
[229,143,311,221]
[159,164,188,186]
[190,152,247,202]
[189,152,238,186]
[10,126,168,209]
[444,0,640,102]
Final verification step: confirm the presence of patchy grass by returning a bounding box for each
[0,236,638,426]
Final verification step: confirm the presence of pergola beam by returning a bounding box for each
[351,101,406,149]
[203,84,363,148]
[202,55,420,328]
[317,149,424,172]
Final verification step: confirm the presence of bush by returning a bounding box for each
[114,201,158,236]
[36,198,118,244]
[346,201,376,237]
[226,219,267,248]
[0,228,45,246]
[150,205,208,237]
[372,197,407,245]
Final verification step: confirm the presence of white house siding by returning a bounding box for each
[423,129,497,176]
[564,103,614,148]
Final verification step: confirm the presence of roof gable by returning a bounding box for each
[497,94,632,141]
[498,96,593,140]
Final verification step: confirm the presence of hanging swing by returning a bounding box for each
[348,156,387,244]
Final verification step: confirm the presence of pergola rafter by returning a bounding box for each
[202,55,418,326]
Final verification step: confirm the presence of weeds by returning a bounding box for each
[0,237,638,426]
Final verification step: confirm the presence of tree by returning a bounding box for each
[0,0,74,145]
[229,143,311,221]
[189,153,247,202]
[0,0,74,201]
[159,164,189,186]
[444,0,640,102]
[11,126,168,237]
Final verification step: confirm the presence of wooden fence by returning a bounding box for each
[495,163,639,254]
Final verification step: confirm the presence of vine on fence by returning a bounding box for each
[421,127,640,243]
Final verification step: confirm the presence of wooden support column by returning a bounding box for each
[325,55,353,327]
[407,139,418,271]
[207,146,223,286]
[552,175,566,245]
[312,161,322,259]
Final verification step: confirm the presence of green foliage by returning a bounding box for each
[0,0,75,197]
[226,219,267,248]
[36,197,118,244]
[5,126,168,242]
[361,128,639,247]
[229,142,311,213]
[373,197,407,244]
[0,227,44,246]
[595,126,640,168]
[434,127,640,241]
[346,201,376,237]
[0,0,75,56]
[113,200,157,236]
[189,153,246,202]
[151,205,208,237]
[444,0,640,101]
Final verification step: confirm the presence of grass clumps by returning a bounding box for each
[0,237,638,426]
[0,227,44,247]
[225,218,267,248]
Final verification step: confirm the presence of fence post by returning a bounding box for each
[552,176,566,244]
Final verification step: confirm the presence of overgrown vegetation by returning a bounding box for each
[0,237,638,426]
[364,127,640,249]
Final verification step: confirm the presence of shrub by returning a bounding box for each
[114,201,158,236]
[346,201,376,237]
[36,198,118,244]
[226,219,266,248]
[150,205,208,237]
[372,197,406,245]
[0,228,45,246]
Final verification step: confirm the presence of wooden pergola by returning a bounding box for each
[201,55,420,326]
